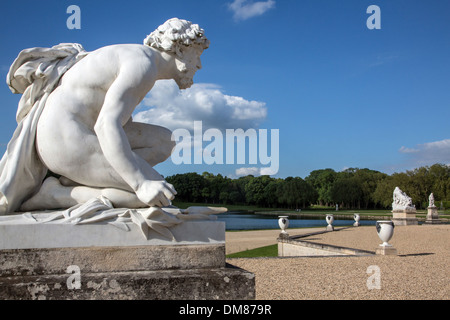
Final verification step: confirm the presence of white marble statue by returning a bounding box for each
[0,18,210,215]
[428,193,435,208]
[392,187,416,211]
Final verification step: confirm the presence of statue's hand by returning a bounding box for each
[136,180,177,207]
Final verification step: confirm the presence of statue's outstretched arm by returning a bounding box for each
[93,67,176,207]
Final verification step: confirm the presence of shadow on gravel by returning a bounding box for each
[398,253,435,257]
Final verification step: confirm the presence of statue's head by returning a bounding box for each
[144,18,209,55]
[144,18,209,89]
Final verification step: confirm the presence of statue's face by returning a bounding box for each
[174,44,203,89]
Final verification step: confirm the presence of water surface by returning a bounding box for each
[215,212,376,231]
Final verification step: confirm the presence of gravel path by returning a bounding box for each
[226,225,449,300]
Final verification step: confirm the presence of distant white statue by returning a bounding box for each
[0,18,209,214]
[428,193,435,208]
[392,187,415,212]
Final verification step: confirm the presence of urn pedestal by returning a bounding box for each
[375,220,397,256]
[376,245,398,255]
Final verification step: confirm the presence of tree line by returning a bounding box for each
[165,163,450,210]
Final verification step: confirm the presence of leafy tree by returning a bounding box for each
[277,177,317,209]
[165,163,450,209]
[201,187,210,203]
[305,169,337,206]
[244,175,273,206]
[372,177,396,208]
[429,164,450,202]
[166,172,206,202]
[219,191,229,204]
[228,190,242,204]
[353,168,388,209]
[406,167,433,209]
[263,179,283,208]
[330,175,362,209]
[202,172,229,204]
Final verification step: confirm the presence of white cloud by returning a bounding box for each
[368,54,399,68]
[235,167,261,176]
[133,80,267,132]
[228,0,275,21]
[399,139,450,165]
[235,166,276,177]
[399,146,419,154]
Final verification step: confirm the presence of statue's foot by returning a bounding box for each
[20,177,64,212]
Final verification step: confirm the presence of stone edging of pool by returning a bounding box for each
[277,227,375,257]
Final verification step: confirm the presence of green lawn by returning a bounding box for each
[226,244,278,258]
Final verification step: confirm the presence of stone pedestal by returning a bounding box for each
[424,206,442,224]
[375,245,397,256]
[392,210,418,226]
[278,232,290,240]
[0,220,255,300]
[326,225,334,231]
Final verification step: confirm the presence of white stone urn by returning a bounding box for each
[376,220,395,247]
[326,214,334,225]
[353,213,360,227]
[278,216,289,234]
[326,214,334,231]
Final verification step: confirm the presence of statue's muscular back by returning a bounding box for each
[36,44,159,185]
[40,44,157,130]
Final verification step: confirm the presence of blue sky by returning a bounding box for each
[0,0,449,179]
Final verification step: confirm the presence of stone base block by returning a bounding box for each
[391,218,419,226]
[425,207,442,224]
[326,225,334,231]
[0,218,255,300]
[392,211,418,226]
[278,232,290,240]
[0,265,255,300]
[0,244,225,277]
[424,219,443,225]
[375,246,397,256]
